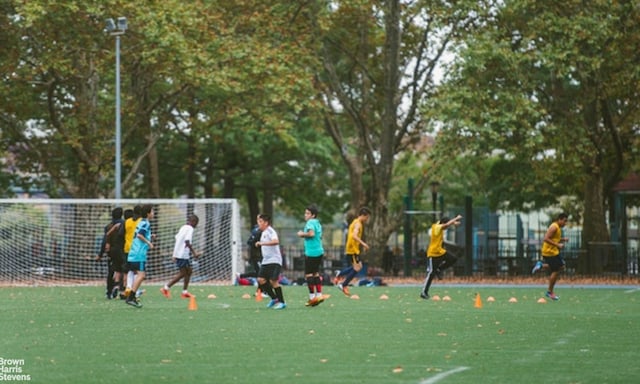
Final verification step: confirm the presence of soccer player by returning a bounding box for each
[336,207,371,296]
[297,204,325,307]
[420,215,462,300]
[532,213,569,301]
[161,214,201,299]
[121,205,142,299]
[96,207,124,299]
[255,213,287,310]
[125,204,155,308]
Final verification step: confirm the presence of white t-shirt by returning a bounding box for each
[260,226,282,265]
[173,224,194,259]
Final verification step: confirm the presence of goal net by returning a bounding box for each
[0,198,241,286]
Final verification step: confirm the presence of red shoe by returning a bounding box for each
[160,287,171,299]
[341,285,351,297]
[181,292,193,299]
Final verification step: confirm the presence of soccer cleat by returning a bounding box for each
[126,298,143,308]
[273,302,287,310]
[532,261,543,274]
[341,285,351,297]
[313,296,325,306]
[333,271,341,285]
[180,292,193,299]
[434,269,443,280]
[545,291,559,301]
[266,299,278,308]
[111,287,119,299]
[136,289,146,298]
[305,298,318,307]
[160,287,171,299]
[420,292,430,300]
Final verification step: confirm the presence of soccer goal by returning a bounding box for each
[0,198,241,286]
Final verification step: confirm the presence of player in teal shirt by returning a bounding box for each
[125,204,155,308]
[297,204,325,306]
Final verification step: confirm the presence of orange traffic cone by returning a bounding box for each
[255,289,263,302]
[474,293,483,309]
[188,295,198,311]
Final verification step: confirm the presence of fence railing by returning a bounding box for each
[249,243,639,279]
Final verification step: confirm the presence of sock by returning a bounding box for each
[306,277,315,298]
[127,271,134,289]
[274,286,284,304]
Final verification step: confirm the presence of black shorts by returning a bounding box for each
[109,250,125,272]
[543,255,565,272]
[258,263,282,281]
[304,255,323,275]
[175,258,192,269]
[127,261,147,273]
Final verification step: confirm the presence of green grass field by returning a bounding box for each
[1,284,638,384]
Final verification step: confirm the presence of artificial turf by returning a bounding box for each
[1,284,638,383]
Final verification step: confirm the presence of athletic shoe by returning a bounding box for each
[160,287,171,299]
[434,269,443,280]
[136,289,146,298]
[545,291,559,301]
[420,292,430,300]
[305,298,318,307]
[105,292,112,300]
[180,292,193,299]
[111,287,119,299]
[313,296,325,306]
[532,261,543,274]
[126,298,143,308]
[273,302,287,310]
[333,271,341,285]
[341,285,351,297]
[266,299,278,308]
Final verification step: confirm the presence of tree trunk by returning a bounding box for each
[581,169,610,247]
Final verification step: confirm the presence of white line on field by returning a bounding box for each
[624,288,639,294]
[419,366,470,384]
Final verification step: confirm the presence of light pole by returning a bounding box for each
[105,17,127,200]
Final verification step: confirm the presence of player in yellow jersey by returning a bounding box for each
[121,205,142,299]
[532,213,569,301]
[335,207,371,296]
[420,215,462,300]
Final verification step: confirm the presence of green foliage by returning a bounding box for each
[430,0,640,221]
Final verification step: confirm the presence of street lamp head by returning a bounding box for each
[105,17,127,35]
[105,18,116,32]
[117,17,128,31]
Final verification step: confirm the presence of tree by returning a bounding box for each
[431,0,640,245]
[306,0,486,263]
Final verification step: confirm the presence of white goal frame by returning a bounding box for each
[0,198,241,286]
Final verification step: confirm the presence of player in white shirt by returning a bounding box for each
[255,213,287,310]
[160,215,201,299]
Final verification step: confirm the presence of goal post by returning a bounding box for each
[0,198,242,286]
